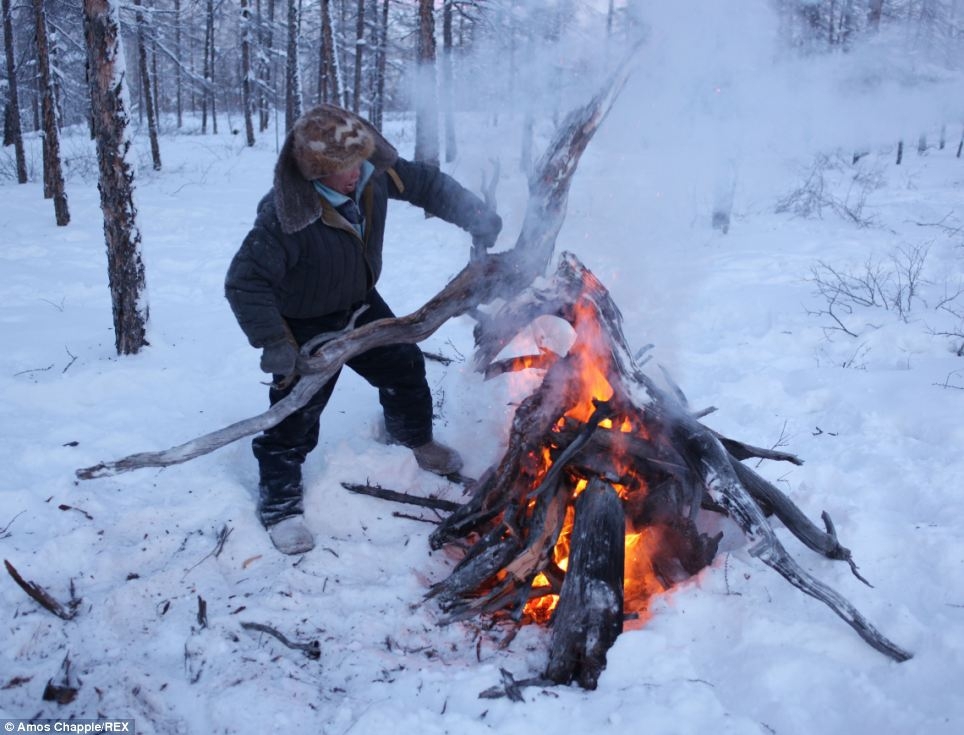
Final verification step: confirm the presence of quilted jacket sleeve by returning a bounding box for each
[224,201,298,348]
[388,157,502,240]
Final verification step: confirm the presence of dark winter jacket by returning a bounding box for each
[225,130,499,348]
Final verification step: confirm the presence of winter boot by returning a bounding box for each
[412,440,463,476]
[267,516,315,555]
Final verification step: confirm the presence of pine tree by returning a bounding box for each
[83,0,150,355]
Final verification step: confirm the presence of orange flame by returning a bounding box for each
[502,296,675,626]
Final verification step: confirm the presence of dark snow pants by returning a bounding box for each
[253,289,433,526]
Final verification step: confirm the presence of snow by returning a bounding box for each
[3,32,964,735]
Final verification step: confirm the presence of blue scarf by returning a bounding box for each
[312,161,374,237]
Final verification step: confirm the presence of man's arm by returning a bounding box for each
[224,223,296,349]
[387,157,502,248]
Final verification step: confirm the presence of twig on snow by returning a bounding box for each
[4,560,81,620]
[240,621,321,659]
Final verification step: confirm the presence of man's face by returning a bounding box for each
[319,164,362,196]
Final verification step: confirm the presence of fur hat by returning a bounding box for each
[291,104,376,180]
[273,105,397,234]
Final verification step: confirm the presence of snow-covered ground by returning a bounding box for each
[3,52,964,735]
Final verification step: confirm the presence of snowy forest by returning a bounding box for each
[4,0,964,195]
[3,0,964,733]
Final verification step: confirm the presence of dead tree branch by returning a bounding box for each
[4,559,81,620]
[341,481,462,512]
[240,621,321,659]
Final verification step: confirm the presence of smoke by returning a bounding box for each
[609,1,964,174]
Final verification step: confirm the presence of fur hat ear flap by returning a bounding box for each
[274,130,324,234]
[291,105,377,180]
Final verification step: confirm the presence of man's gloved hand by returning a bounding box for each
[470,209,502,253]
[260,337,299,375]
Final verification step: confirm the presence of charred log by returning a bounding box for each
[544,479,625,689]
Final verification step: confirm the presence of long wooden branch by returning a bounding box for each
[76,51,640,482]
[77,258,497,479]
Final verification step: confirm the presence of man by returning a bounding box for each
[225,104,501,554]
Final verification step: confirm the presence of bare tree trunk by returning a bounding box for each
[83,0,150,355]
[317,0,326,102]
[285,0,302,131]
[208,0,217,134]
[240,0,256,146]
[134,0,161,170]
[2,0,28,183]
[49,11,63,123]
[174,0,182,127]
[202,0,212,132]
[828,0,836,45]
[188,0,196,118]
[351,0,364,112]
[414,0,438,165]
[33,0,69,225]
[868,0,883,31]
[370,0,388,129]
[520,111,533,175]
[151,29,159,123]
[259,0,275,132]
[441,0,456,163]
[319,0,341,105]
[840,0,855,47]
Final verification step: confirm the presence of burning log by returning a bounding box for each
[544,478,625,690]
